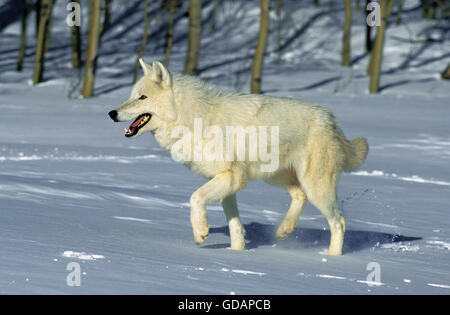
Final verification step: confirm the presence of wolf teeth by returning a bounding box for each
[138,116,148,126]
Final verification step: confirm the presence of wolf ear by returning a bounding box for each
[152,61,172,89]
[139,58,152,76]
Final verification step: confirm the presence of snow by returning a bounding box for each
[351,170,450,186]
[427,283,450,289]
[62,251,105,261]
[0,0,449,294]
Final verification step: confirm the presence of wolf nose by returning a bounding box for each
[108,110,118,122]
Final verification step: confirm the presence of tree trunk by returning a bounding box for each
[329,0,334,10]
[43,0,54,53]
[184,0,202,75]
[101,0,113,37]
[369,0,395,93]
[422,0,437,19]
[275,0,282,64]
[341,0,352,67]
[35,0,41,38]
[164,0,177,66]
[313,0,319,7]
[365,0,372,52]
[356,0,360,11]
[17,0,31,72]
[396,0,404,25]
[71,0,82,69]
[133,0,151,83]
[251,0,270,94]
[210,0,222,33]
[33,0,54,85]
[82,0,102,98]
[441,63,450,80]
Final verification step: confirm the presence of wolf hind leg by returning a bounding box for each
[277,185,307,239]
[299,171,345,256]
[264,171,307,239]
[306,180,346,255]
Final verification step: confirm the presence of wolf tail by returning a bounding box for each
[341,137,369,172]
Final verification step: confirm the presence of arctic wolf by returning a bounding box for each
[108,59,368,255]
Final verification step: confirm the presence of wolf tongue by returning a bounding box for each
[131,116,145,128]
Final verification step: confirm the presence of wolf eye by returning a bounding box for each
[139,95,147,100]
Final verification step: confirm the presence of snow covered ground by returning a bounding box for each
[0,0,449,294]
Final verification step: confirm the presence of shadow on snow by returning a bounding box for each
[204,222,421,254]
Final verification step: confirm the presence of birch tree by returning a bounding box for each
[422,0,437,19]
[341,0,352,66]
[365,0,372,52]
[369,0,396,93]
[70,0,82,69]
[33,0,54,85]
[184,0,202,75]
[43,0,54,54]
[164,0,179,66]
[35,0,41,38]
[441,63,450,80]
[101,0,113,37]
[133,0,151,83]
[275,0,283,63]
[251,0,270,94]
[17,0,31,72]
[82,0,102,98]
[210,0,222,33]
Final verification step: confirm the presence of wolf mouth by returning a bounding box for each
[124,113,152,137]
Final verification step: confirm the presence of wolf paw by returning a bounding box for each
[193,224,210,245]
[228,243,245,251]
[276,220,296,240]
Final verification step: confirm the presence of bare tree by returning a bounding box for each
[101,0,113,37]
[251,0,270,94]
[369,0,395,93]
[184,0,202,75]
[396,0,404,25]
[422,0,437,19]
[82,0,102,98]
[275,0,283,63]
[341,0,352,66]
[164,0,179,66]
[441,63,450,80]
[33,0,54,85]
[70,0,82,69]
[43,0,54,54]
[210,0,222,33]
[35,0,41,38]
[134,0,151,83]
[328,0,334,10]
[365,0,372,52]
[17,0,31,72]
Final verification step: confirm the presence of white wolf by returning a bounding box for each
[108,59,368,255]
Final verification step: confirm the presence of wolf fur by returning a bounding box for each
[109,59,368,255]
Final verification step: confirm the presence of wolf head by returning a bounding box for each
[108,59,177,138]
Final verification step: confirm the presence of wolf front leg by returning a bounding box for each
[190,170,246,246]
[221,193,245,250]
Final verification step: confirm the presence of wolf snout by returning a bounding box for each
[108,110,119,122]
